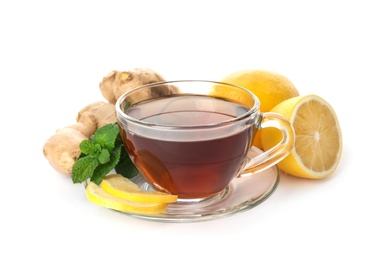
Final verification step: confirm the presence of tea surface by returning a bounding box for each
[126,95,249,127]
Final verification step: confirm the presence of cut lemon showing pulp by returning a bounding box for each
[101,174,178,204]
[86,182,168,214]
[261,94,342,179]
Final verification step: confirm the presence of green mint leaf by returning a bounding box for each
[79,140,102,157]
[124,101,131,110]
[98,148,110,164]
[79,140,95,155]
[115,146,139,178]
[93,143,102,156]
[72,123,140,185]
[93,123,120,151]
[91,145,122,185]
[72,156,100,184]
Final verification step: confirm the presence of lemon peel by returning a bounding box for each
[86,181,168,214]
[220,69,299,148]
[101,174,178,204]
[261,94,342,179]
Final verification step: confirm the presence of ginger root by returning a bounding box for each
[43,68,165,175]
[43,102,116,175]
[99,68,165,104]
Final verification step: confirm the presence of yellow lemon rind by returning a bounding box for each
[101,174,178,204]
[220,69,299,148]
[86,182,168,214]
[261,94,342,179]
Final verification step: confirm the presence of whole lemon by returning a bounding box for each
[221,69,299,148]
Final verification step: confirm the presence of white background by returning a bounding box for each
[1,0,379,259]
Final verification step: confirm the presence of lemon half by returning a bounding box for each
[261,94,342,179]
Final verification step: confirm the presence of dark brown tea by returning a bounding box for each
[119,95,255,199]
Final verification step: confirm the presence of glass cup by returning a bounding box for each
[116,80,294,200]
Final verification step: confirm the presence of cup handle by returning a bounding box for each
[238,112,295,177]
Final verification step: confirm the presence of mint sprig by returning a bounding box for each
[71,123,139,185]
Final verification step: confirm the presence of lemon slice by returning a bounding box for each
[86,182,168,214]
[261,94,342,179]
[101,174,178,203]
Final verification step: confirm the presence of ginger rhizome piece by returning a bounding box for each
[99,68,165,104]
[42,68,165,175]
[43,102,116,175]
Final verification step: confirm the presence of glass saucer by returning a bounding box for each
[117,147,280,223]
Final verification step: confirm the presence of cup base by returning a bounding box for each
[176,188,229,203]
[131,167,278,222]
[140,180,230,205]
[125,148,279,222]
